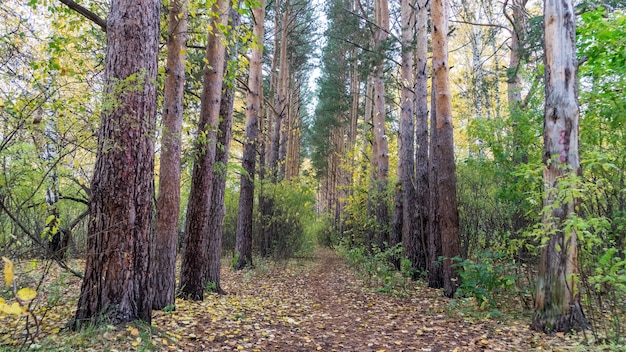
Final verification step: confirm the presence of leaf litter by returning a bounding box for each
[1,248,590,351]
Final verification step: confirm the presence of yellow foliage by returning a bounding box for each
[2,256,14,286]
[16,287,37,301]
[1,302,22,316]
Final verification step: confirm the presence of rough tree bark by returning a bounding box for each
[531,0,589,333]
[179,0,229,300]
[427,85,443,289]
[152,0,187,310]
[431,0,462,298]
[205,6,241,292]
[73,0,159,326]
[234,0,266,270]
[399,0,418,273]
[413,0,430,273]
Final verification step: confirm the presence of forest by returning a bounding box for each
[0,0,625,350]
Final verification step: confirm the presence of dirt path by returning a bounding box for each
[151,248,578,351]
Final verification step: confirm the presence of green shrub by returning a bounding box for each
[453,250,520,309]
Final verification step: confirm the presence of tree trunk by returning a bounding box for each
[431,0,461,298]
[372,0,390,249]
[531,0,589,333]
[271,0,290,182]
[399,0,418,274]
[43,117,63,259]
[205,6,241,293]
[179,0,229,300]
[152,0,187,310]
[73,0,159,326]
[427,85,443,289]
[413,0,429,273]
[234,0,266,270]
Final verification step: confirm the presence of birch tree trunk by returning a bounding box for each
[152,0,187,310]
[531,0,589,333]
[372,0,390,248]
[74,0,159,326]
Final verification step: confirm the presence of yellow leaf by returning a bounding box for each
[236,345,244,350]
[0,297,5,305]
[130,328,140,336]
[2,302,22,316]
[2,257,14,286]
[16,287,37,301]
[131,341,139,347]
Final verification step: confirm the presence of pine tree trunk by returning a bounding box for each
[270,0,290,182]
[413,0,430,273]
[205,6,241,292]
[432,0,461,298]
[531,0,589,333]
[235,0,266,270]
[399,0,418,274]
[73,0,159,326]
[179,0,229,300]
[152,0,187,310]
[427,85,443,289]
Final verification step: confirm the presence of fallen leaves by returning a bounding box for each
[0,249,596,351]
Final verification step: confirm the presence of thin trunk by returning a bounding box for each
[44,117,63,258]
[400,0,418,274]
[363,75,376,250]
[432,0,461,298]
[205,6,241,293]
[391,137,403,269]
[74,0,159,326]
[413,0,429,273]
[531,0,588,333]
[508,0,529,164]
[179,0,229,300]
[427,84,443,289]
[152,0,187,310]
[372,0,390,249]
[234,0,266,270]
[270,0,290,182]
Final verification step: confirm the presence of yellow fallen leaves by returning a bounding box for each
[3,256,14,286]
[17,287,37,301]
[1,258,37,317]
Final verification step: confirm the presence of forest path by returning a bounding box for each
[151,248,574,351]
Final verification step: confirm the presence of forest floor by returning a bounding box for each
[2,248,594,351]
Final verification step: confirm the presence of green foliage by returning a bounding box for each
[338,243,411,295]
[309,214,338,248]
[256,178,317,261]
[452,251,521,310]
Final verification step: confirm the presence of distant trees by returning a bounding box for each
[74,0,160,326]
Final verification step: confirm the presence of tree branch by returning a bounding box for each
[450,19,510,33]
[57,0,107,32]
